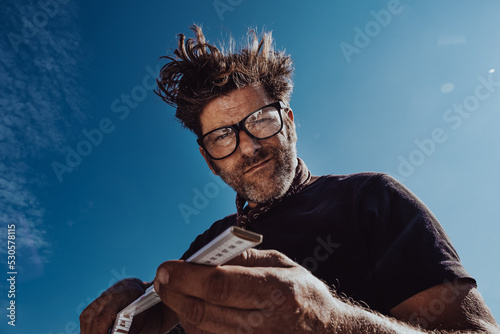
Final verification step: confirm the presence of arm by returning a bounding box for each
[154,249,499,333]
[390,278,498,332]
[79,278,176,334]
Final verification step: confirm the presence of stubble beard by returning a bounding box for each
[210,134,297,204]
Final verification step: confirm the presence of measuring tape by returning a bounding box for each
[111,226,263,334]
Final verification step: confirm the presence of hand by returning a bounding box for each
[80,278,154,334]
[154,249,339,333]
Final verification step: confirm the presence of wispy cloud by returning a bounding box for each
[0,0,88,282]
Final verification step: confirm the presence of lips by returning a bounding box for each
[244,158,272,174]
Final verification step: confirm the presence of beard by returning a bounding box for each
[209,124,297,204]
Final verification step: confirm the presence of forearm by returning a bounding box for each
[325,297,420,334]
[330,297,497,334]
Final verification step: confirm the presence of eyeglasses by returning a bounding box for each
[197,101,285,160]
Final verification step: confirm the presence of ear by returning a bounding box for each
[199,146,219,175]
[283,107,298,143]
[285,108,294,122]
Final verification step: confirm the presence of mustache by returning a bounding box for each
[236,147,275,171]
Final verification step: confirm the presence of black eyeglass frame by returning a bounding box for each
[197,101,286,160]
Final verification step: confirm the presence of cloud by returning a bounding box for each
[0,0,88,281]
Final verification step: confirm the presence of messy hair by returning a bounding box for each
[155,25,294,137]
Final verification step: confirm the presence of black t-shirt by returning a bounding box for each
[181,172,475,315]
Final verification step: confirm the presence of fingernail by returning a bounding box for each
[157,267,170,285]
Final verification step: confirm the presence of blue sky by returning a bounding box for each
[1,0,500,332]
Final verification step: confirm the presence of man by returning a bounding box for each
[80,25,499,333]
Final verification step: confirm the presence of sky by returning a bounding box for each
[1,0,500,332]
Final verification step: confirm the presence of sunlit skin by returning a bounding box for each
[199,83,297,207]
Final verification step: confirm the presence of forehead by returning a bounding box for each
[200,84,271,134]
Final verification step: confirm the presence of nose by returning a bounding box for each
[238,130,262,157]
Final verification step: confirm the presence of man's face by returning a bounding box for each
[199,84,298,207]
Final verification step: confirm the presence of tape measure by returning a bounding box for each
[111,226,263,334]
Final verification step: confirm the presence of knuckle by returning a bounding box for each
[79,307,91,324]
[232,249,297,268]
[265,249,296,267]
[104,278,145,304]
[203,268,230,304]
[79,278,146,326]
[80,301,100,323]
[110,278,143,293]
[268,249,286,260]
[79,304,114,332]
[80,302,105,325]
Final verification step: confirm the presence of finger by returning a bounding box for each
[169,289,270,334]
[225,248,297,267]
[155,260,296,309]
[181,320,213,334]
[80,278,147,334]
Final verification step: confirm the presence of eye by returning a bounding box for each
[210,127,234,145]
[215,132,231,142]
[254,116,273,124]
[250,110,276,125]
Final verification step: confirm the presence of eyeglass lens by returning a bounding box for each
[203,104,282,159]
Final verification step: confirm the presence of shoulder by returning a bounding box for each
[312,172,403,196]
[317,171,396,184]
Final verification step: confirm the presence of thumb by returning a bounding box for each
[225,248,297,268]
